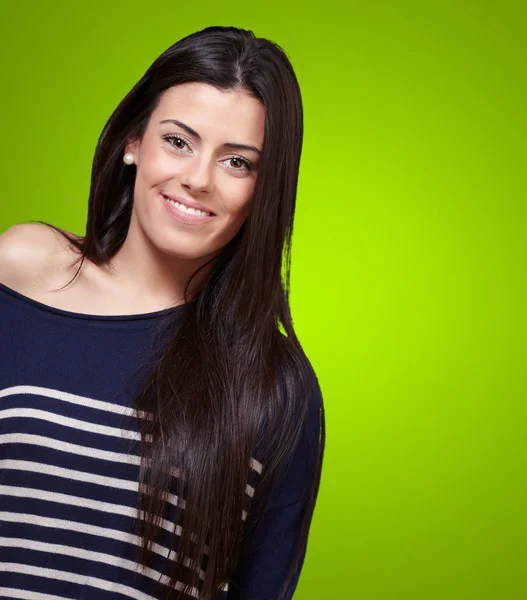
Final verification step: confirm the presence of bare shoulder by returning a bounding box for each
[0,222,78,290]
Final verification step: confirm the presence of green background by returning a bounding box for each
[1,1,526,598]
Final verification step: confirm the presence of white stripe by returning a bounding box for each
[0,386,263,474]
[0,432,142,464]
[250,457,263,473]
[0,538,189,589]
[1,443,254,503]
[0,512,206,580]
[0,562,197,600]
[0,459,186,509]
[0,432,181,477]
[0,487,209,551]
[0,486,176,534]
[0,408,141,440]
[0,458,140,491]
[0,587,75,600]
[0,385,152,420]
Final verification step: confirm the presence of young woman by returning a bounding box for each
[0,26,325,600]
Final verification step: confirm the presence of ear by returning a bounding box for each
[125,137,140,157]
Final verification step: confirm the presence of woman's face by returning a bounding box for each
[126,82,265,263]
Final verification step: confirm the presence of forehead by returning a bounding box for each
[151,82,265,146]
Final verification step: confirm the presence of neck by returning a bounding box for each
[99,211,216,311]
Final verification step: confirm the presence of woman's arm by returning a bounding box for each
[227,372,325,600]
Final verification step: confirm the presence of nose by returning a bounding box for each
[179,154,213,194]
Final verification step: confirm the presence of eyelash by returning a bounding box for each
[162,134,253,173]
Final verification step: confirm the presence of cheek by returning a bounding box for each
[140,153,173,183]
[222,180,255,220]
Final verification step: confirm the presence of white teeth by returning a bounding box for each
[164,196,211,217]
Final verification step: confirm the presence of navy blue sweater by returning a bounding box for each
[0,281,323,600]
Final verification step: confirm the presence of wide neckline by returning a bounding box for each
[0,280,189,323]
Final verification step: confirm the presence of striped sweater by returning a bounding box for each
[0,281,323,600]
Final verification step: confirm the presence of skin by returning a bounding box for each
[108,81,266,308]
[0,82,265,315]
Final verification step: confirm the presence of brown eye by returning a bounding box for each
[224,156,251,172]
[162,134,190,152]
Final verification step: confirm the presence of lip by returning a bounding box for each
[161,194,216,225]
[162,192,215,215]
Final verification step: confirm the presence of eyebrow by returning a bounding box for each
[159,119,261,155]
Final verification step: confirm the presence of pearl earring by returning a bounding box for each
[123,153,135,165]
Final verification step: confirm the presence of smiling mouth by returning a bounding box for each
[162,194,214,217]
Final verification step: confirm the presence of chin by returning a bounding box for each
[156,240,220,264]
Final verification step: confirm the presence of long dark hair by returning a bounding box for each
[32,25,324,600]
